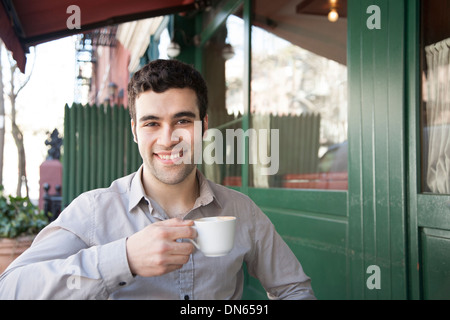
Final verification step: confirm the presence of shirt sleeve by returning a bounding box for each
[0,194,135,299]
[245,203,316,300]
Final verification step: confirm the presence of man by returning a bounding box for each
[0,59,315,300]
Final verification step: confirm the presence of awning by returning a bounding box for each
[0,0,200,72]
[254,0,347,66]
[116,16,166,73]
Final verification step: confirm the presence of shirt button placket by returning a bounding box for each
[179,253,194,300]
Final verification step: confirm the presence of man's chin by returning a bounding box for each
[150,164,196,185]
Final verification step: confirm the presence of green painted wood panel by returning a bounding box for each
[249,189,347,217]
[89,104,97,190]
[62,104,140,206]
[62,103,70,207]
[417,195,450,230]
[266,207,348,299]
[421,228,450,299]
[405,0,421,299]
[347,0,407,299]
[244,189,348,300]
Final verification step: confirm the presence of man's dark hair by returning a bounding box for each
[127,59,208,123]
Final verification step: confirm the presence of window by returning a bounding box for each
[420,0,450,194]
[202,7,245,185]
[250,0,348,190]
[201,0,348,190]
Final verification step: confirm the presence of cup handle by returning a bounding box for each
[187,238,200,250]
[187,226,200,250]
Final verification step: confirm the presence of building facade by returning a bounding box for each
[67,0,450,300]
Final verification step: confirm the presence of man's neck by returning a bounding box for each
[141,168,199,219]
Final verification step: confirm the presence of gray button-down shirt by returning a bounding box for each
[0,167,315,300]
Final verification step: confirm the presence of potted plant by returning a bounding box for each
[0,186,49,274]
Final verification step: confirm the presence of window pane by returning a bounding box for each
[421,0,450,194]
[202,9,244,186]
[250,0,348,190]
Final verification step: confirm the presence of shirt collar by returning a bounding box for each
[128,166,222,213]
[195,169,223,209]
[128,165,147,212]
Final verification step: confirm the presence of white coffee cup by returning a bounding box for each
[188,216,236,257]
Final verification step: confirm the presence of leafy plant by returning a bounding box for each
[0,186,49,238]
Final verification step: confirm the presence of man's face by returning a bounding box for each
[132,88,207,185]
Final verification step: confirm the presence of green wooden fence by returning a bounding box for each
[270,113,321,176]
[62,103,141,207]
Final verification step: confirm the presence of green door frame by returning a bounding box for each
[406,0,421,300]
[347,0,408,299]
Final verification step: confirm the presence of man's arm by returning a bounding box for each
[0,192,137,299]
[245,205,316,300]
[0,215,196,299]
[0,226,134,299]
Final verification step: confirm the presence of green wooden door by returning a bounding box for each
[407,0,450,300]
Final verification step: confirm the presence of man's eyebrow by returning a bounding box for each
[173,111,196,119]
[138,115,159,122]
[138,111,197,123]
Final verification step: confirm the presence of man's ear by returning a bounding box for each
[202,114,208,138]
[131,119,138,143]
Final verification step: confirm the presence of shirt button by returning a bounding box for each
[118,281,127,286]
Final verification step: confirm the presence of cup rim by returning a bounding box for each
[194,216,236,223]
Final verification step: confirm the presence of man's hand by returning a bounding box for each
[125,218,196,277]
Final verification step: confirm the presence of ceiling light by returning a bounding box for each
[167,41,181,58]
[222,43,235,60]
[328,8,339,22]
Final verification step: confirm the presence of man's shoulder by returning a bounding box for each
[205,178,254,205]
[77,171,136,200]
[59,172,137,220]
[86,172,136,196]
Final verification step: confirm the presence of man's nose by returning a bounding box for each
[157,125,180,147]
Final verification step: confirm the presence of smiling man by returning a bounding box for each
[0,59,315,300]
[133,88,200,191]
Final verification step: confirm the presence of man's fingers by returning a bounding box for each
[169,241,196,255]
[151,243,193,267]
[153,219,196,241]
[158,218,194,227]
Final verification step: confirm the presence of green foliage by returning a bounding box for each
[0,186,49,238]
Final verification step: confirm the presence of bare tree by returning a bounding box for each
[0,42,4,187]
[3,47,34,198]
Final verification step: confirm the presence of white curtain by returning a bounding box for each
[424,38,450,194]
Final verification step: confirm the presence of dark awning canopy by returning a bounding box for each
[254,0,347,66]
[0,0,200,72]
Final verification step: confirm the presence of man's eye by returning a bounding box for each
[145,122,158,127]
[177,119,191,125]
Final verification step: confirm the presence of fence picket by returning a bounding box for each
[62,104,140,207]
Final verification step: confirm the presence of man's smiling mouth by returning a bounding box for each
[154,149,184,161]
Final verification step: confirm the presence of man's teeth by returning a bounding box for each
[158,152,182,160]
